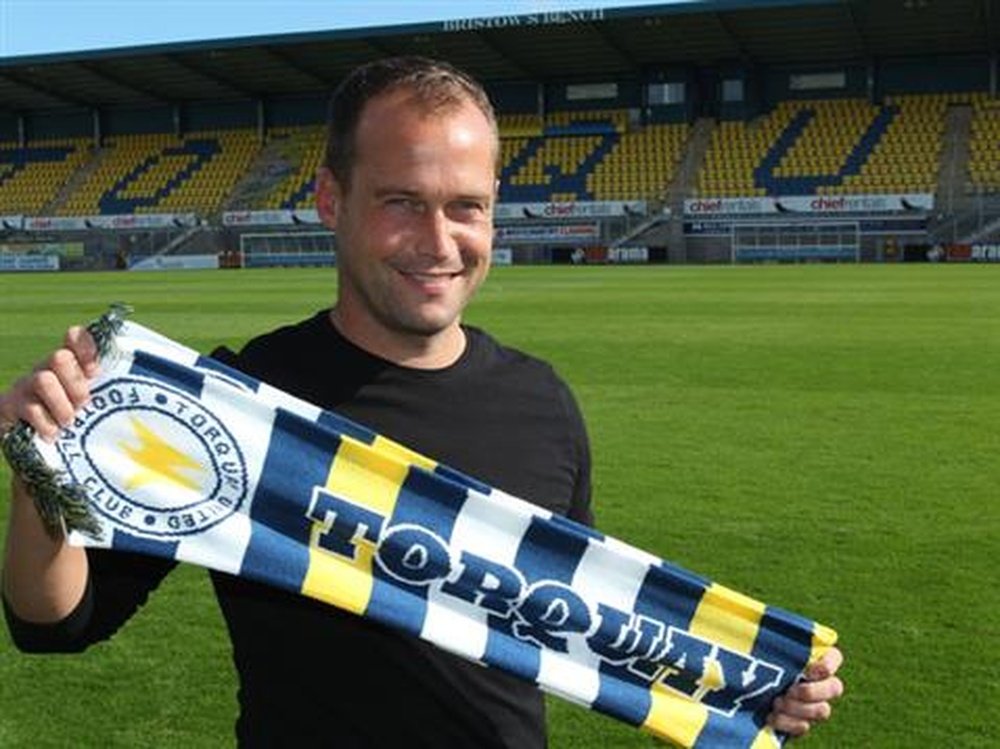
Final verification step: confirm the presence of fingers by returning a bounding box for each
[17,374,70,439]
[805,646,843,681]
[49,345,93,412]
[785,674,845,704]
[64,325,100,379]
[768,695,831,736]
[767,647,845,738]
[0,327,100,441]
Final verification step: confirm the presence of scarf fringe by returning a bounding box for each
[0,303,131,540]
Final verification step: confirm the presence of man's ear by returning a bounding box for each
[315,167,341,229]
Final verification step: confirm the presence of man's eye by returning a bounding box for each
[452,202,487,220]
[387,198,422,212]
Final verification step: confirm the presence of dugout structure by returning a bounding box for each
[239,231,336,268]
[730,220,860,263]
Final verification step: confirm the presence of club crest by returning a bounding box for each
[55,376,248,537]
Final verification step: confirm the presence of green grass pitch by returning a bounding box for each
[0,264,997,747]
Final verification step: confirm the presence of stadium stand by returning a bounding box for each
[967,94,1000,193]
[500,110,617,202]
[206,112,684,213]
[587,122,690,201]
[262,126,326,211]
[696,94,955,198]
[0,97,960,219]
[57,130,261,216]
[857,93,950,195]
[1,91,992,220]
[11,88,987,217]
[498,109,687,204]
[0,138,91,214]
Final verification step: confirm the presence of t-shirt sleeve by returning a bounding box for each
[4,548,176,653]
[209,345,242,370]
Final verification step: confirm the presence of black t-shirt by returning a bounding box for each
[5,312,592,748]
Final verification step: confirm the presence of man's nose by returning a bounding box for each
[418,209,459,259]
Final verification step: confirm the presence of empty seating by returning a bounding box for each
[59,130,261,215]
[1,91,981,219]
[0,138,91,214]
[498,109,686,203]
[588,123,688,201]
[697,95,948,197]
[265,125,326,211]
[967,94,1000,192]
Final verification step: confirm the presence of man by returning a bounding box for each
[1,57,843,746]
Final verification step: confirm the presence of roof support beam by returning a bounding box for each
[475,31,549,80]
[984,0,997,58]
[78,61,169,105]
[585,21,639,70]
[710,11,749,61]
[841,1,868,59]
[260,46,331,89]
[466,31,534,79]
[164,53,253,98]
[358,37,401,59]
[0,71,92,109]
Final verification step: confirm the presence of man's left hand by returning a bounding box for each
[767,646,844,737]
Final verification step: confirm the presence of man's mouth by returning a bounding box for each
[400,269,463,281]
[398,268,464,292]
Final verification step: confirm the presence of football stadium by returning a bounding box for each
[1,1,998,747]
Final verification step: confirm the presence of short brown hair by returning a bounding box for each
[323,56,498,187]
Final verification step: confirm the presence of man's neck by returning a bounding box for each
[328,307,467,370]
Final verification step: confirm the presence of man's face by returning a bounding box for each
[317,88,497,350]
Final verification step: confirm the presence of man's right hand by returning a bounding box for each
[1,326,97,624]
[1,326,100,441]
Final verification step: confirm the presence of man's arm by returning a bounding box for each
[3,475,89,623]
[1,325,97,623]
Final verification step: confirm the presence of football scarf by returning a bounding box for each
[3,306,837,748]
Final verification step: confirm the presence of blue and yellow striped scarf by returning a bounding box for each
[14,310,837,748]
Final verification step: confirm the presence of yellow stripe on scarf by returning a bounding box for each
[302,435,436,613]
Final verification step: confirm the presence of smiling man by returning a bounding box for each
[1,57,842,747]
[316,71,497,367]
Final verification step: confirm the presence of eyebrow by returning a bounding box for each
[373,187,493,204]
